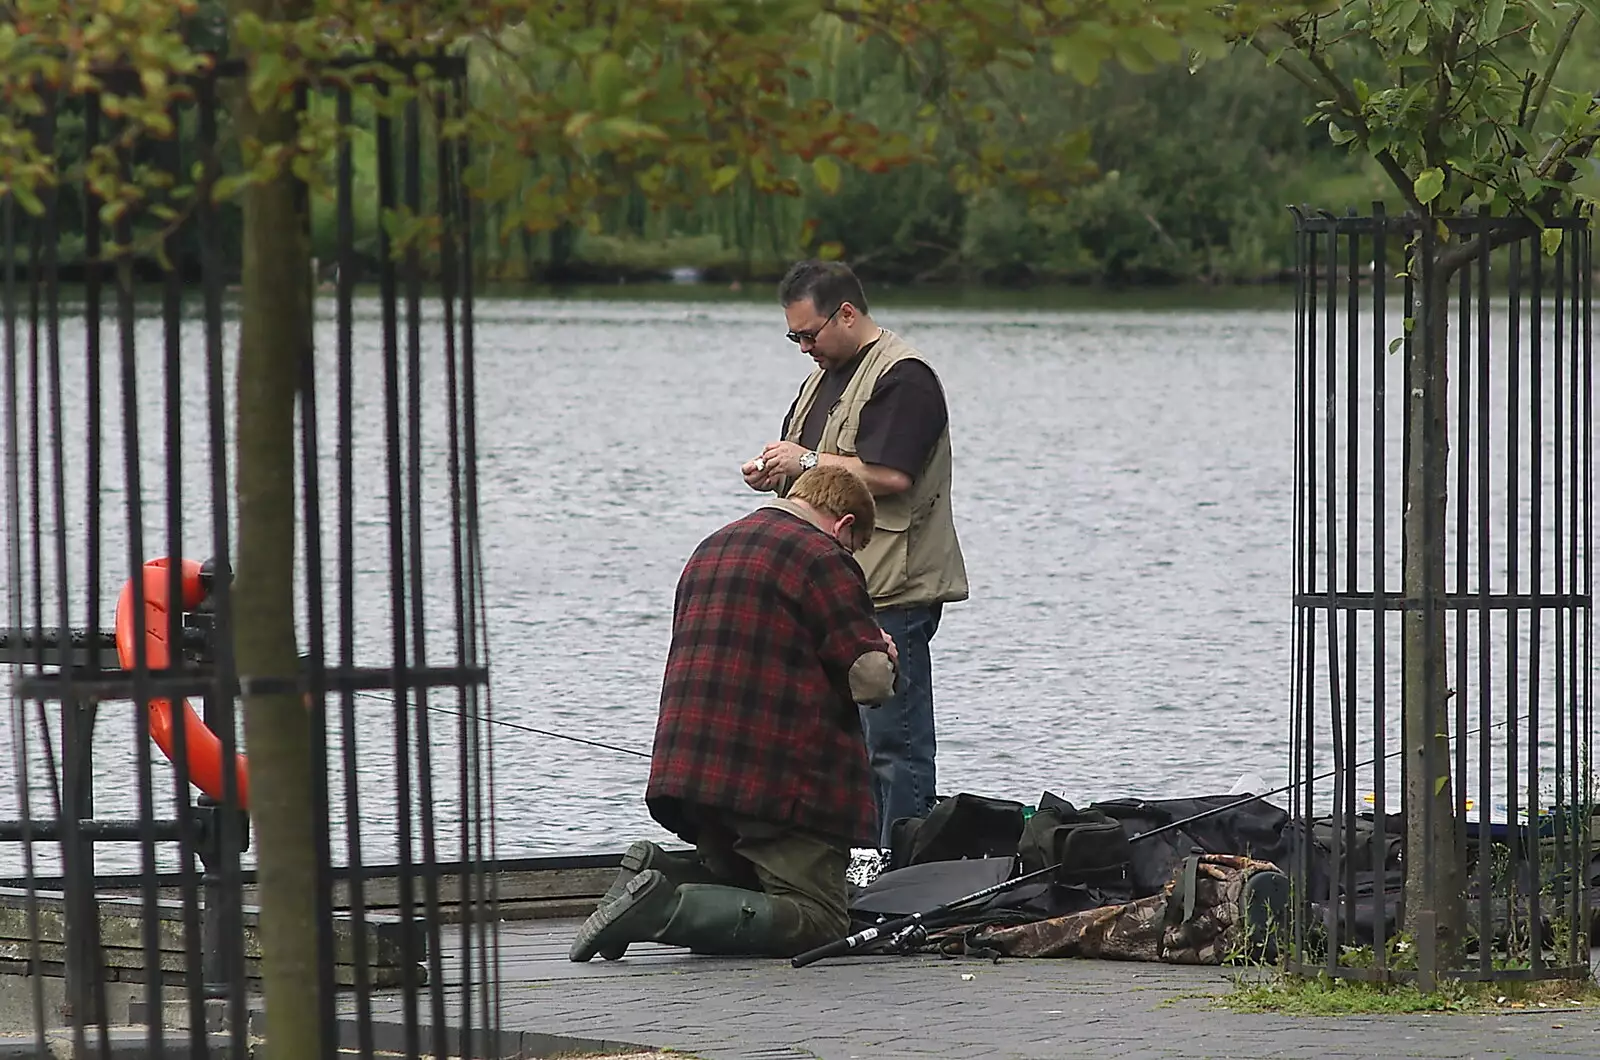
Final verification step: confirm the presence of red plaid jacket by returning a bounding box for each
[646,505,883,847]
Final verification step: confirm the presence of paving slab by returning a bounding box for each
[346,918,1600,1059]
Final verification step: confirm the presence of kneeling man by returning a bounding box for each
[570,466,897,961]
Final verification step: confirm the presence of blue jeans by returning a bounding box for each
[861,604,941,850]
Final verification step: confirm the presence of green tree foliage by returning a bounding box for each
[952,51,1390,283]
[498,30,1391,285]
[1,1,1349,285]
[1255,0,1600,233]
[0,1,1303,244]
[473,2,1383,284]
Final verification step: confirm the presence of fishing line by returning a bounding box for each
[348,694,1537,781]
[1134,708,1535,840]
[350,688,652,760]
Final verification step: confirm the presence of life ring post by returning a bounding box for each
[115,556,252,812]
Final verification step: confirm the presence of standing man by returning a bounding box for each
[569,467,898,961]
[742,259,967,850]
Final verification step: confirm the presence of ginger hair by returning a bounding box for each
[789,465,876,546]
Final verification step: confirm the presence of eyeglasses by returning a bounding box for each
[785,304,842,345]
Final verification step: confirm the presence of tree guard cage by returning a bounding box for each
[1288,205,1594,985]
[0,57,502,1056]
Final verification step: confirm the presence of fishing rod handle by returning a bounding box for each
[792,862,1054,968]
[792,918,903,968]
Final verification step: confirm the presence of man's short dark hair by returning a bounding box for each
[778,259,869,317]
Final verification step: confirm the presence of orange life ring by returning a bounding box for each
[114,557,251,811]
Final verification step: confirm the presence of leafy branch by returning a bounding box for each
[1258,0,1597,263]
[1253,20,1431,217]
[1522,10,1585,132]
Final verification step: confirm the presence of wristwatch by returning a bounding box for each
[799,450,819,473]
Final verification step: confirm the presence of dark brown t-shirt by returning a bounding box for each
[782,344,949,479]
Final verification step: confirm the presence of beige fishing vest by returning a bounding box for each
[779,329,968,611]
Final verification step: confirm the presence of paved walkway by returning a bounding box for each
[415,918,1600,1060]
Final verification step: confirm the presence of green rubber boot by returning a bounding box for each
[581,841,725,962]
[568,869,806,962]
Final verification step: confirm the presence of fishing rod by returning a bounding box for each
[792,710,1530,969]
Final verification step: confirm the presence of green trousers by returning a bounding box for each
[683,807,851,953]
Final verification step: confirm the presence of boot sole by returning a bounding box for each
[569,869,671,963]
[620,840,657,873]
[597,841,661,908]
[597,841,663,961]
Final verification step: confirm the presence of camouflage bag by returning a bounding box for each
[930,853,1288,965]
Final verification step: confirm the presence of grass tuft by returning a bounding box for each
[1224,973,1600,1015]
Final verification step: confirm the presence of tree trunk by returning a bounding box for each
[1401,247,1465,971]
[227,2,319,1055]
[548,221,575,282]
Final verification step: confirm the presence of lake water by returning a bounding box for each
[2,284,1584,876]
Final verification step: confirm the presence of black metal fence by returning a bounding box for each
[1,58,502,1056]
[1288,205,1594,985]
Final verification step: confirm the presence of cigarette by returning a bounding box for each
[754,457,766,472]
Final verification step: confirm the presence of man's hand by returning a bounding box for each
[849,634,899,705]
[741,456,783,492]
[880,628,899,669]
[852,629,900,705]
[758,440,810,479]
[755,445,912,498]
